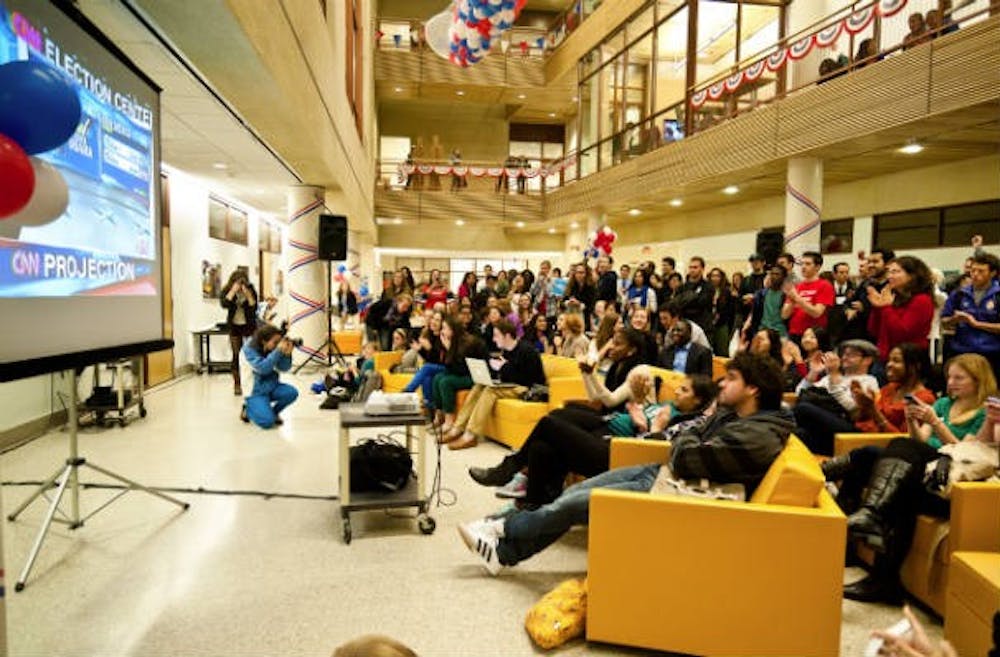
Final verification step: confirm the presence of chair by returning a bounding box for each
[834,433,1000,616]
[587,435,845,656]
[373,351,412,393]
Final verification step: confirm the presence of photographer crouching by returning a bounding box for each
[240,324,299,429]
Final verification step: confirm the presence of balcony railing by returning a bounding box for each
[568,0,999,185]
[377,17,552,60]
[376,156,577,197]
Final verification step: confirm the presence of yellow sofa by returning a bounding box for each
[834,433,1000,617]
[945,551,1000,657]
[373,351,413,393]
[587,435,846,656]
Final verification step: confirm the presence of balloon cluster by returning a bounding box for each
[582,225,617,259]
[449,0,527,67]
[0,60,81,235]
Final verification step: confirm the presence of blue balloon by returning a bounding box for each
[0,60,81,155]
[337,264,347,274]
[359,285,370,297]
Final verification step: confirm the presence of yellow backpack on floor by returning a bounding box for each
[524,577,588,649]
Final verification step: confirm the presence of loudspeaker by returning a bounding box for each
[318,214,348,261]
[755,230,785,266]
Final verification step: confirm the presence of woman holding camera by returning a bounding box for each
[240,324,299,429]
[221,270,258,395]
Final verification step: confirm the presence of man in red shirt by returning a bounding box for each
[782,251,834,343]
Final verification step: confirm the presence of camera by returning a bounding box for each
[278,320,304,347]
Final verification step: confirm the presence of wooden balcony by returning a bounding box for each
[375,186,544,226]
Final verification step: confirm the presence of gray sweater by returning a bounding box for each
[669,408,794,495]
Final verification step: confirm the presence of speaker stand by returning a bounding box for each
[293,260,349,374]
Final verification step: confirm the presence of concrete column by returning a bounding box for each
[286,185,326,364]
[784,157,823,256]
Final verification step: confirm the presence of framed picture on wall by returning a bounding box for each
[208,198,228,240]
[269,225,282,253]
[258,222,271,251]
[201,260,222,298]
[228,208,248,246]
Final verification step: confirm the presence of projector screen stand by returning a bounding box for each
[7,366,189,592]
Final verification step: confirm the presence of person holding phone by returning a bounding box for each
[221,269,258,396]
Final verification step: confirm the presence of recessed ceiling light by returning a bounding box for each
[547,228,556,234]
[516,221,525,228]
[393,218,402,225]
[898,142,924,155]
[394,86,403,93]
[628,208,641,216]
[456,90,465,96]
[723,185,739,195]
[548,112,557,118]
[517,93,526,100]
[572,96,578,102]
[570,221,579,229]
[669,198,683,207]
[455,219,465,226]
[212,162,228,170]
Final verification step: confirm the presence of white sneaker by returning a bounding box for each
[458,519,504,576]
[495,472,527,499]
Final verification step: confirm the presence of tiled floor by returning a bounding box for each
[1,372,943,656]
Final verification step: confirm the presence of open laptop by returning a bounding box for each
[466,358,518,388]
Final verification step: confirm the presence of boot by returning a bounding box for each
[844,539,905,605]
[469,455,521,487]
[821,454,852,481]
[847,458,914,551]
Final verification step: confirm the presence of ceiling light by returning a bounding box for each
[517,93,526,100]
[572,96,578,102]
[547,228,556,234]
[548,112,557,118]
[456,90,465,96]
[515,221,525,228]
[455,219,465,226]
[669,198,683,207]
[212,162,228,170]
[628,208,641,216]
[570,221,579,229]
[393,86,403,93]
[393,218,402,225]
[898,142,924,155]
[722,185,739,195]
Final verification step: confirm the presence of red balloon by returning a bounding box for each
[0,133,34,218]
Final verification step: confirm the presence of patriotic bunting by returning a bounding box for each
[396,155,577,181]
[691,0,907,110]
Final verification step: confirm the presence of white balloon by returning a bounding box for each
[4,157,69,228]
[426,10,453,60]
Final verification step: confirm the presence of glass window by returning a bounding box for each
[874,209,940,250]
[579,73,600,151]
[626,34,653,128]
[695,1,738,85]
[942,201,1000,246]
[627,6,655,43]
[654,6,688,114]
[820,218,853,254]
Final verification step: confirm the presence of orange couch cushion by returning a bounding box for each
[749,436,825,507]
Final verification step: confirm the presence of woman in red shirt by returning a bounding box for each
[867,256,934,360]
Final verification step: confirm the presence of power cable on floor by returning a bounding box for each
[0,480,338,502]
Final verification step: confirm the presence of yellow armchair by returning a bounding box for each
[587,436,846,656]
[834,432,1000,616]
[373,351,413,393]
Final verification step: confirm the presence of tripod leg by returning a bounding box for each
[83,462,190,510]
[15,464,73,592]
[7,464,67,522]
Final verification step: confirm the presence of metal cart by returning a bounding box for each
[337,403,435,544]
[82,358,146,428]
[192,326,232,374]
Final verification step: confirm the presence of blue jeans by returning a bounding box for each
[497,463,660,566]
[403,363,445,406]
[246,382,299,429]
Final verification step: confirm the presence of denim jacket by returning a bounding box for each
[942,280,1000,354]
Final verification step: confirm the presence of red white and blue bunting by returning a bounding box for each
[690,0,907,110]
[397,154,577,181]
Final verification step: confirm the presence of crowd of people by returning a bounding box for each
[357,237,1000,613]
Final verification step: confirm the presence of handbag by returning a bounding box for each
[348,437,413,493]
[522,383,549,403]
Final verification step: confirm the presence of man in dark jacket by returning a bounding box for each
[443,319,546,450]
[458,351,793,573]
[595,255,618,304]
[676,256,715,335]
[657,319,713,377]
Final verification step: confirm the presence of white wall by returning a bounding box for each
[167,170,288,370]
[0,374,73,433]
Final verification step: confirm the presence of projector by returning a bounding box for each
[364,391,421,416]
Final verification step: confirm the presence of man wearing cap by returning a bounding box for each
[792,339,880,455]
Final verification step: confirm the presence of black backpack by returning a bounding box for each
[348,437,412,493]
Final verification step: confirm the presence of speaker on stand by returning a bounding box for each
[755,230,785,267]
[295,215,350,373]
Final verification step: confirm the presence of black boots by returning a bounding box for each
[821,454,852,481]
[843,564,905,605]
[847,457,914,551]
[469,455,521,487]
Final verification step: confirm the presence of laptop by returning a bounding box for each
[466,358,518,388]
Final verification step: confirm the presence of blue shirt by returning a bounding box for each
[941,280,1000,354]
[242,342,292,396]
[672,342,691,373]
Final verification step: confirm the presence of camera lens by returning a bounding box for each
[291,337,304,347]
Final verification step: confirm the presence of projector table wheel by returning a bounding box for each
[417,514,436,535]
[342,518,352,544]
[139,404,147,418]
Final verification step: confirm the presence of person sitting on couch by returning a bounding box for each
[458,351,792,574]
[441,319,546,450]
